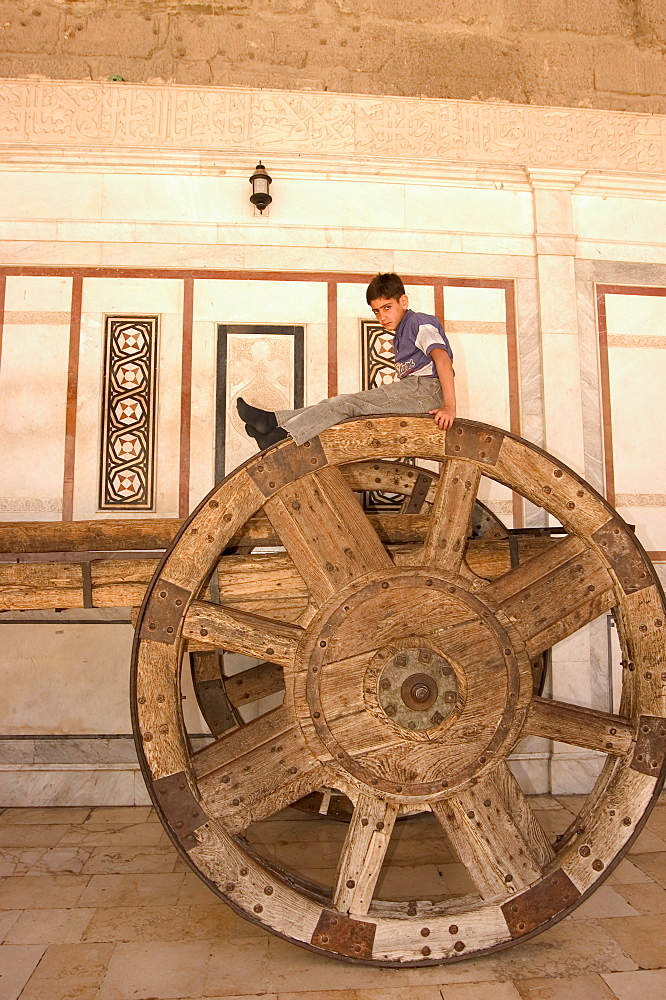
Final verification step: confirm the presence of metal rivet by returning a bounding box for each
[144,732,153,741]
[313,712,320,719]
[579,845,591,857]
[554,469,563,478]
[425,578,433,586]
[454,941,465,952]
[504,874,513,882]
[292,501,300,510]
[483,798,491,807]
[264,885,274,895]
[382,581,389,589]
[240,867,248,876]
[346,879,355,888]
[592,859,604,871]
[269,481,276,488]
[467,811,475,819]
[266,647,274,656]
[421,946,431,956]
[209,500,219,508]
[226,882,235,891]
[622,816,632,826]
[224,513,232,522]
[288,766,297,774]
[567,501,575,509]
[138,696,146,704]
[254,904,263,913]
[200,628,208,637]
[376,821,384,831]
[421,927,430,937]
[361,817,369,826]
[449,924,458,934]
[232,798,240,806]
[319,640,327,647]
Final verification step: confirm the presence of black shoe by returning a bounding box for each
[256,426,288,450]
[237,397,277,435]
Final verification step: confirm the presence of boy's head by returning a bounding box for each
[366,272,408,332]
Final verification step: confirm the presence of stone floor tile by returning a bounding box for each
[0,873,88,909]
[95,941,211,1000]
[625,851,666,887]
[0,807,90,826]
[177,871,224,905]
[0,825,65,848]
[203,937,271,995]
[258,936,500,992]
[437,984,523,999]
[80,845,179,875]
[5,907,94,944]
[627,826,666,853]
[644,804,666,838]
[601,969,666,999]
[278,988,446,999]
[569,885,640,919]
[81,905,190,943]
[59,822,166,847]
[607,859,652,885]
[514,972,617,999]
[485,918,637,980]
[84,806,152,825]
[78,872,185,908]
[25,846,93,874]
[0,849,44,876]
[178,903,241,941]
[599,912,666,969]
[553,795,585,812]
[613,880,666,913]
[0,911,19,941]
[0,944,45,1000]
[531,809,576,839]
[19,942,115,1000]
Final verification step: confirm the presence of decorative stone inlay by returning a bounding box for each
[1,81,665,173]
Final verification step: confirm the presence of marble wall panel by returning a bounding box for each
[607,345,666,501]
[0,766,140,807]
[536,255,578,335]
[404,186,533,235]
[604,292,666,335]
[189,318,217,507]
[0,276,72,520]
[573,193,666,245]
[0,624,134,736]
[74,279,183,519]
[193,279,327,325]
[542,333,586,473]
[1,172,104,220]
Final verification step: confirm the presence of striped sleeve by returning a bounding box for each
[414,322,452,359]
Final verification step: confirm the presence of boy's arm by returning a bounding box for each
[429,347,456,430]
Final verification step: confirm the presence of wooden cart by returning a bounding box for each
[4,415,665,965]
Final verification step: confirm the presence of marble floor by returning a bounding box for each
[0,794,665,1000]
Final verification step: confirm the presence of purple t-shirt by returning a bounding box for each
[393,309,453,379]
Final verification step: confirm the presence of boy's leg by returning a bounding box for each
[276,377,442,446]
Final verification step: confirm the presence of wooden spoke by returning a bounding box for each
[224,661,284,708]
[484,533,615,657]
[183,600,303,668]
[432,774,544,899]
[420,459,482,575]
[332,793,399,916]
[493,763,555,868]
[263,467,393,606]
[524,696,634,755]
[193,706,325,833]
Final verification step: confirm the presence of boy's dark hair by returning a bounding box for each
[366,272,406,305]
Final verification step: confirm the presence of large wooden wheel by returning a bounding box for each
[132,416,666,965]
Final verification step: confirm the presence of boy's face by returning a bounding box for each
[369,294,408,332]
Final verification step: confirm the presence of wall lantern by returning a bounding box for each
[249,161,272,213]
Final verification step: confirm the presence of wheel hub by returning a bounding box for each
[376,647,459,729]
[293,568,533,802]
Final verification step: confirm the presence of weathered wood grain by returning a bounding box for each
[224,661,285,707]
[333,794,399,915]
[183,600,303,668]
[421,459,481,575]
[524,697,634,755]
[264,467,393,606]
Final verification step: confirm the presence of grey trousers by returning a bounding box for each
[275,377,443,446]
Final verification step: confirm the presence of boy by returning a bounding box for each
[237,272,456,450]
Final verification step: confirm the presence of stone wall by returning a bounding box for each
[1,0,666,113]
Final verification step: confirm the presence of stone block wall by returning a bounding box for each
[1,0,666,112]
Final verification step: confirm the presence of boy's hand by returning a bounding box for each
[430,405,456,430]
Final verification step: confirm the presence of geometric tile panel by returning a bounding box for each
[360,319,414,513]
[99,316,158,509]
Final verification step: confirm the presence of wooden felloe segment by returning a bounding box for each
[432,775,543,899]
[125,417,666,966]
[501,870,581,938]
[333,794,399,915]
[182,601,303,668]
[524,697,634,755]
